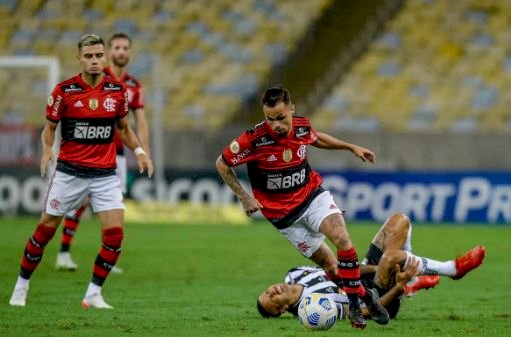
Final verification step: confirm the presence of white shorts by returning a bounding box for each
[44,171,125,216]
[278,191,342,257]
[116,154,127,194]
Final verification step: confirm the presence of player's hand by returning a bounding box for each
[240,195,263,217]
[137,153,154,178]
[269,285,284,296]
[395,259,419,286]
[351,145,376,163]
[40,147,54,177]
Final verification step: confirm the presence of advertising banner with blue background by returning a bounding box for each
[319,170,511,224]
[1,166,510,224]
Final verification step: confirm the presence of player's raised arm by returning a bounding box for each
[215,155,263,216]
[313,131,376,163]
[40,120,58,177]
[116,115,153,177]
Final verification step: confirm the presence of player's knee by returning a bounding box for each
[102,226,124,248]
[379,250,402,268]
[387,212,410,234]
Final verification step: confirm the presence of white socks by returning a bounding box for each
[15,276,30,289]
[85,282,102,298]
[404,252,456,277]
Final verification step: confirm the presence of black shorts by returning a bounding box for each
[361,243,401,319]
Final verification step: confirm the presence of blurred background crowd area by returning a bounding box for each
[0,0,510,169]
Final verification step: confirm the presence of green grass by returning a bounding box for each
[0,217,509,337]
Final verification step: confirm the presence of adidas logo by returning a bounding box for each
[74,100,84,108]
[267,154,277,162]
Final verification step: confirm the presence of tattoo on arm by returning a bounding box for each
[217,158,250,199]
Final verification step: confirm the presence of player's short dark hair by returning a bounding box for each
[108,32,132,47]
[256,299,281,318]
[261,85,292,107]
[78,34,104,51]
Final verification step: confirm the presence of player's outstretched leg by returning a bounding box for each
[9,223,57,306]
[402,245,486,279]
[81,226,123,309]
[452,245,486,280]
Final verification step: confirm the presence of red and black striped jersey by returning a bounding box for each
[46,73,128,171]
[222,116,323,222]
[104,67,144,152]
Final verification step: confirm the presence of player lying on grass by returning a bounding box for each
[257,212,486,321]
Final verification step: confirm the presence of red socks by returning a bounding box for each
[92,227,124,286]
[337,247,363,295]
[60,204,87,251]
[20,224,56,279]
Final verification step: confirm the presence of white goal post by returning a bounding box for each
[0,56,60,96]
[0,55,165,201]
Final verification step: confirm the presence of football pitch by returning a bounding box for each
[0,217,509,337]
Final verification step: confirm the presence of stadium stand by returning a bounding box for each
[0,0,332,129]
[313,0,511,133]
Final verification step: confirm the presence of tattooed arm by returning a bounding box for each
[215,155,263,216]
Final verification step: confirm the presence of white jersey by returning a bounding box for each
[285,266,348,317]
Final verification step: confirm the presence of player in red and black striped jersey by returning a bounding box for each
[217,86,387,329]
[56,33,151,273]
[9,34,153,309]
[257,213,485,321]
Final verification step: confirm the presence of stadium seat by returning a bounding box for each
[315,0,511,133]
[1,0,332,129]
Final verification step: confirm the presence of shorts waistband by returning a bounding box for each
[270,186,325,230]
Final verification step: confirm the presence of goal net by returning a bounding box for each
[0,56,60,165]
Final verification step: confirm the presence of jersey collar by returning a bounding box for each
[77,73,106,90]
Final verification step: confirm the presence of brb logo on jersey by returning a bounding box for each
[74,121,112,140]
[267,168,307,191]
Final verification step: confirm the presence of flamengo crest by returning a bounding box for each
[103,97,116,112]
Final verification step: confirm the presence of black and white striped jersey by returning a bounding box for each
[285,266,348,317]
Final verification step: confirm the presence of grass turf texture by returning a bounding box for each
[0,217,509,337]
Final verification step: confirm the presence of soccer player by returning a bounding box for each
[55,32,150,273]
[8,34,153,309]
[216,86,388,329]
[257,213,486,320]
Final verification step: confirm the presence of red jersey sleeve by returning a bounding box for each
[118,88,129,119]
[46,85,64,122]
[131,86,144,109]
[221,131,255,167]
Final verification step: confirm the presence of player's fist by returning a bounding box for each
[40,147,54,177]
[240,195,263,216]
[136,153,154,178]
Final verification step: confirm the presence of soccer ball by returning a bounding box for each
[297,293,338,330]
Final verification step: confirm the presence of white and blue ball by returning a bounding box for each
[297,293,338,330]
